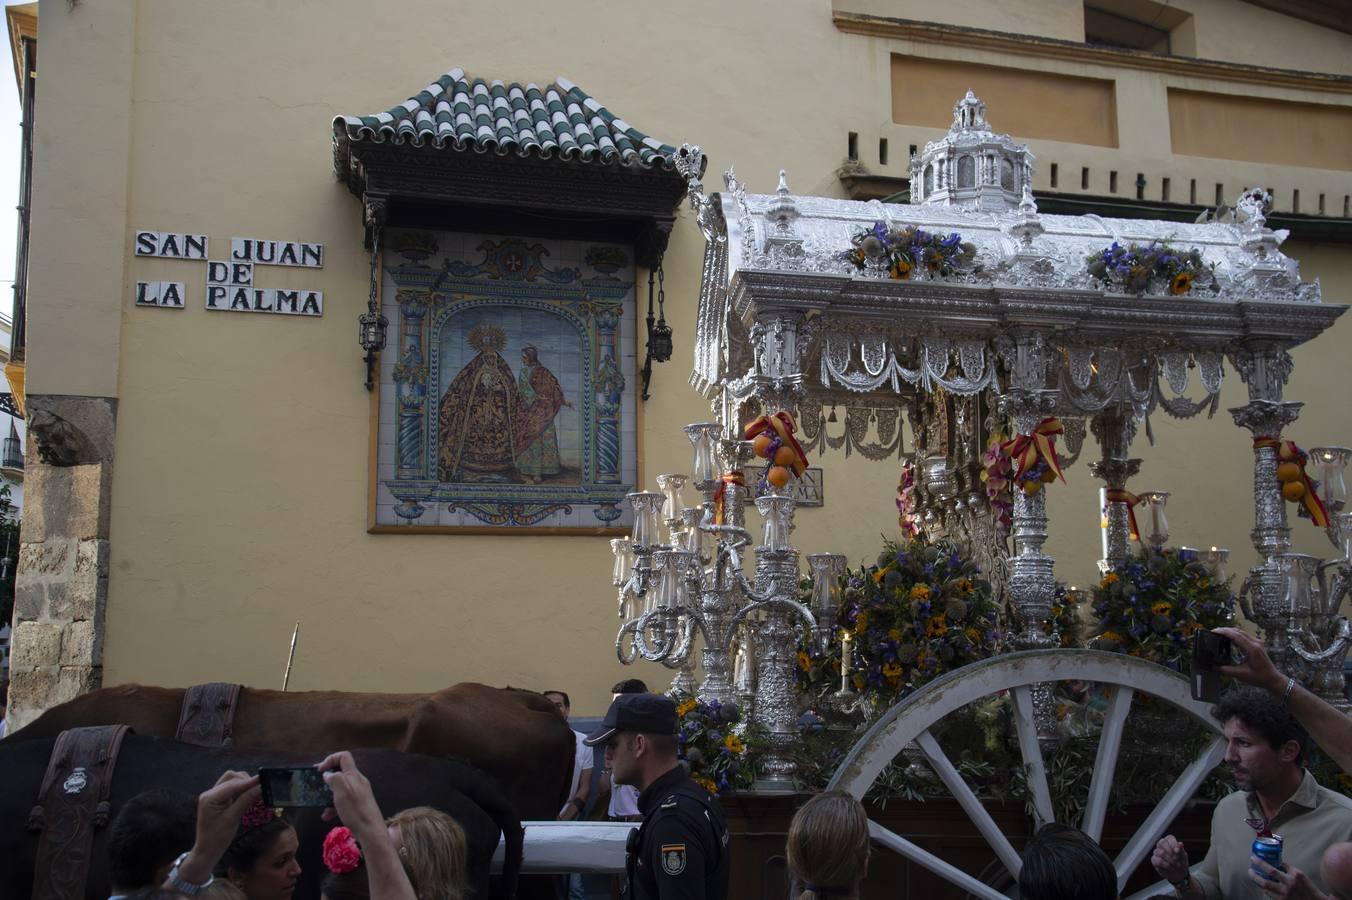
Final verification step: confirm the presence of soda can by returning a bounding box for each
[1253,835,1284,880]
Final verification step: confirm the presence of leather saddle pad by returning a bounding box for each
[176,681,242,747]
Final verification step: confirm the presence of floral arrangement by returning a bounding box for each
[1090,547,1236,671]
[674,695,757,794]
[322,826,363,874]
[979,431,1014,533]
[895,462,921,539]
[1045,583,1088,648]
[842,221,978,280]
[797,539,1001,707]
[1086,240,1213,295]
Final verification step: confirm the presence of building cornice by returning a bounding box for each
[832,11,1352,96]
[6,3,35,95]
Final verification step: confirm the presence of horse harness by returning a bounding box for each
[175,681,242,747]
[26,724,131,900]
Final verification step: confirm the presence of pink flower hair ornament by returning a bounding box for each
[322,826,363,874]
[239,798,280,829]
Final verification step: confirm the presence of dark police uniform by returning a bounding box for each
[625,764,729,900]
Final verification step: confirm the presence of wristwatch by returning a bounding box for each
[167,851,215,896]
[1171,874,1191,896]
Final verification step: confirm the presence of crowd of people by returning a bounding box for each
[81,625,1352,900]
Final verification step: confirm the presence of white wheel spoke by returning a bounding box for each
[1112,734,1226,891]
[868,820,1008,900]
[1081,684,1134,841]
[1011,685,1054,827]
[916,730,1024,877]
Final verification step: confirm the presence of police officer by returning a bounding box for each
[584,693,729,900]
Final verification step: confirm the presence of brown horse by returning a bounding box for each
[7,682,574,824]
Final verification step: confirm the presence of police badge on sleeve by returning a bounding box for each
[660,844,687,875]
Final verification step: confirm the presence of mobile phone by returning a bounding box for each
[259,766,333,808]
[1191,631,1234,703]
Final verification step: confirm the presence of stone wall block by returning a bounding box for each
[7,668,57,730]
[66,575,104,621]
[61,620,102,666]
[10,621,63,669]
[19,540,72,576]
[74,538,110,578]
[14,581,45,620]
[53,666,100,706]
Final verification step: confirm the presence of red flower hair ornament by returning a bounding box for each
[322,826,363,874]
[240,798,280,829]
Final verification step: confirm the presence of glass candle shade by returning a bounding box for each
[1340,511,1352,562]
[627,491,665,550]
[653,550,694,610]
[1277,553,1321,622]
[610,538,632,588]
[1137,491,1170,547]
[656,473,688,525]
[806,553,847,617]
[1309,446,1351,514]
[1201,547,1229,580]
[755,494,795,551]
[684,423,724,485]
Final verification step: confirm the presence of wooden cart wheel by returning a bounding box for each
[825,649,1225,900]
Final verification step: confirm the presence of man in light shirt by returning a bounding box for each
[604,679,647,822]
[545,689,593,900]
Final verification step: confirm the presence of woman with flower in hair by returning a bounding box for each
[385,807,470,900]
[216,801,301,900]
[320,826,370,900]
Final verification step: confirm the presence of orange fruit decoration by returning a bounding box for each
[1276,462,1302,483]
[773,445,797,467]
[752,433,775,459]
[1040,468,1058,484]
[767,466,791,489]
[1022,480,1042,496]
[1279,444,1298,462]
[1282,481,1307,502]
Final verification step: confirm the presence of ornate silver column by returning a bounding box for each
[750,311,811,416]
[1228,345,1303,673]
[1090,410,1142,573]
[751,536,803,791]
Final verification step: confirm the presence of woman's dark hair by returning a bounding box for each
[611,679,648,694]
[1213,685,1308,756]
[216,816,295,876]
[321,865,371,900]
[1019,824,1117,900]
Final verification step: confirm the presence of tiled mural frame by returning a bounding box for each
[369,230,639,535]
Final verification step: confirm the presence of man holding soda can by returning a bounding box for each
[1151,686,1352,898]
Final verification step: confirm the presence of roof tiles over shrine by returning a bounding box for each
[333,67,678,171]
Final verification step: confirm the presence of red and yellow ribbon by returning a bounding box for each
[1104,488,1141,541]
[1001,417,1066,484]
[742,411,809,476]
[713,471,744,525]
[1254,437,1329,527]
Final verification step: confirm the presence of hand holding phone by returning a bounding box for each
[1191,630,1235,703]
[259,766,334,808]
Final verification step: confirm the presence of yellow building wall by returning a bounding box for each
[23,0,1352,715]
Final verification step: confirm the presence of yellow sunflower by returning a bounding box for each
[873,565,892,585]
[882,661,903,678]
[675,698,697,717]
[910,585,931,601]
[797,651,812,672]
[724,734,745,754]
[889,257,913,280]
[694,775,719,794]
[854,613,869,634]
[926,615,948,637]
[1101,573,1119,586]
[965,626,982,643]
[1170,271,1194,295]
[1151,602,1172,616]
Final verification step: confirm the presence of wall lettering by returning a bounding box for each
[206,287,323,317]
[134,281,186,309]
[231,238,324,268]
[134,231,208,260]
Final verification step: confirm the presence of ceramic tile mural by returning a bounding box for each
[374,230,637,532]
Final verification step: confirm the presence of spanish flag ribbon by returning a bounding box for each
[1253,437,1330,528]
[1104,488,1142,542]
[1001,417,1066,484]
[742,411,809,476]
[713,471,744,525]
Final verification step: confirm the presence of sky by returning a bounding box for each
[0,1,29,319]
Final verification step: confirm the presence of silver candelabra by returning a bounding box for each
[612,422,842,791]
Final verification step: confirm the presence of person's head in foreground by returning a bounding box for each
[216,800,301,900]
[1212,685,1306,794]
[1019,823,1118,900]
[786,790,871,900]
[1324,841,1352,900]
[585,692,679,790]
[385,806,469,900]
[107,788,198,893]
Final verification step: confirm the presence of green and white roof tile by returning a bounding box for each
[334,67,678,170]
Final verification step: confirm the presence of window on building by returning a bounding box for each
[1084,1,1193,55]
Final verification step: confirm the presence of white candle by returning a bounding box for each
[841,632,854,693]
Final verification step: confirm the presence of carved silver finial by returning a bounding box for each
[723,165,739,193]
[952,90,990,132]
[766,169,799,234]
[1010,184,1044,247]
[915,93,1034,212]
